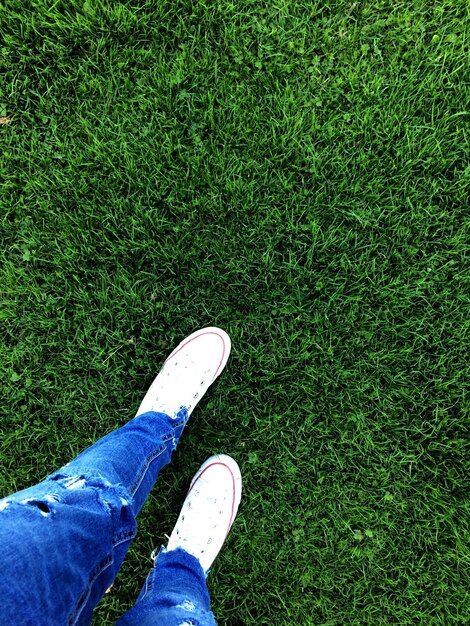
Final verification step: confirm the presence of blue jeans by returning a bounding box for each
[0,411,217,626]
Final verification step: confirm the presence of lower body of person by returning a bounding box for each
[0,327,242,625]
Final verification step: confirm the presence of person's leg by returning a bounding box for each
[0,328,231,626]
[117,547,218,626]
[0,409,185,626]
[116,455,242,626]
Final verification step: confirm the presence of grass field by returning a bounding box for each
[1,1,469,624]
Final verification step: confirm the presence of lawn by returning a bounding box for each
[0,0,469,624]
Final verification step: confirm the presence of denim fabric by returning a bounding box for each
[116,547,218,626]
[0,410,215,626]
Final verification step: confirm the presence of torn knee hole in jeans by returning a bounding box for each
[27,500,51,514]
[0,494,58,515]
[48,472,132,513]
[177,600,196,612]
[20,494,60,516]
[50,475,89,490]
[50,473,114,491]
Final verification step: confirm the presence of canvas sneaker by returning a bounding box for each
[166,454,242,573]
[136,327,231,419]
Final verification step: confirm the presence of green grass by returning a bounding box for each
[1,0,469,623]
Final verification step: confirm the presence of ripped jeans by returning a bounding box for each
[0,411,218,626]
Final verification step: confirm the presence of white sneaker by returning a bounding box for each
[136,327,231,419]
[167,454,242,573]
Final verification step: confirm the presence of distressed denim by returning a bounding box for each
[0,410,217,626]
[116,547,217,626]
